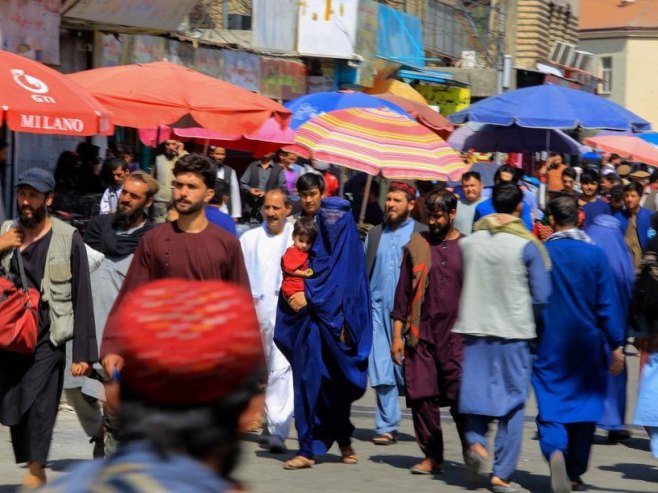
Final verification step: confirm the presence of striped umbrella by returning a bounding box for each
[295,107,465,181]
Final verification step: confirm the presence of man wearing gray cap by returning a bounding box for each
[0,167,97,488]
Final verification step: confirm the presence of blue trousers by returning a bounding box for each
[536,418,595,480]
[374,384,400,434]
[464,405,525,481]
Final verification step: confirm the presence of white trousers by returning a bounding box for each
[265,363,294,440]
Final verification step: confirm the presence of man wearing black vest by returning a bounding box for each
[240,153,287,223]
[365,182,425,449]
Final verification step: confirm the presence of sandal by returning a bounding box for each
[550,451,571,493]
[283,455,314,470]
[466,449,487,479]
[372,431,398,445]
[410,458,443,475]
[339,445,359,464]
[490,481,523,493]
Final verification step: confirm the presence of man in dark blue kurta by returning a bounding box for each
[533,196,625,493]
[274,197,372,469]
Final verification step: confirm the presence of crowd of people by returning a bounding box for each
[0,141,657,493]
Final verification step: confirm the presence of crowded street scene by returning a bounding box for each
[1,1,658,492]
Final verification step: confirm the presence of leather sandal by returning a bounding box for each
[283,455,314,470]
[410,458,443,475]
[339,445,359,464]
[372,431,398,445]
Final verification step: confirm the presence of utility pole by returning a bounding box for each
[495,0,506,94]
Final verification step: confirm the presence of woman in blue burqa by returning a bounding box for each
[274,197,373,470]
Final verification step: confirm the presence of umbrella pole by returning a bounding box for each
[339,166,346,198]
[359,174,373,226]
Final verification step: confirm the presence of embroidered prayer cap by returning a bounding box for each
[109,279,264,406]
[389,181,418,199]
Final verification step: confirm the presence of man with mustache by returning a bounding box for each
[240,188,294,453]
[152,139,188,223]
[0,168,97,488]
[390,189,467,475]
[66,171,158,457]
[100,154,250,381]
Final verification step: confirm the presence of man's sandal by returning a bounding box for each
[372,431,398,445]
[282,455,314,470]
[339,445,359,464]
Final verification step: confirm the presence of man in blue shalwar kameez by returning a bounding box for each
[274,197,373,470]
[364,182,424,445]
[534,196,625,493]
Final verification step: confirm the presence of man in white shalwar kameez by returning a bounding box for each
[240,188,294,453]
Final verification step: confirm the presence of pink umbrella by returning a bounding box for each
[138,117,295,157]
[584,135,658,166]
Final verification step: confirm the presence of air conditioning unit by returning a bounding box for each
[549,41,576,67]
[460,50,477,69]
[573,51,594,72]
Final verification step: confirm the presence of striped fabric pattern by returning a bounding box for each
[295,107,466,181]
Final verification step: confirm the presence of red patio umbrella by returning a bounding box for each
[584,135,658,166]
[138,117,295,157]
[0,50,113,136]
[68,61,290,135]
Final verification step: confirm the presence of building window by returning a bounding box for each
[600,56,612,93]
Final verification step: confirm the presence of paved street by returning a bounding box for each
[1,355,657,493]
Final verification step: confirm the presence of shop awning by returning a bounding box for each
[398,68,470,88]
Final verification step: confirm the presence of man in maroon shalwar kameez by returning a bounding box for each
[391,189,467,475]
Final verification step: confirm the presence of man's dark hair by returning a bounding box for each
[462,171,481,183]
[119,372,263,478]
[494,165,519,184]
[425,189,457,214]
[602,172,621,184]
[580,169,599,185]
[492,182,523,214]
[650,171,658,185]
[296,172,325,195]
[610,153,621,161]
[624,181,644,196]
[209,178,230,206]
[173,153,217,190]
[562,167,577,180]
[108,158,130,172]
[609,184,625,202]
[293,216,318,243]
[547,195,579,227]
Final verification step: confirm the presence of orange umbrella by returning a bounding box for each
[0,49,113,136]
[365,79,428,105]
[584,135,658,166]
[68,61,290,135]
[373,93,453,139]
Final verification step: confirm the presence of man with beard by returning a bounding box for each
[364,182,424,447]
[152,139,188,223]
[61,171,159,458]
[208,146,242,220]
[390,189,467,474]
[454,182,551,492]
[0,168,96,488]
[240,189,294,453]
[100,154,249,378]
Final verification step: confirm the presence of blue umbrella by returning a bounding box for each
[447,124,587,154]
[638,132,658,146]
[285,90,410,130]
[449,84,651,131]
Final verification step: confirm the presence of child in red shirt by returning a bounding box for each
[281,217,318,299]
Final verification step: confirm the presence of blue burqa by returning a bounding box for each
[585,215,635,430]
[274,197,373,458]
